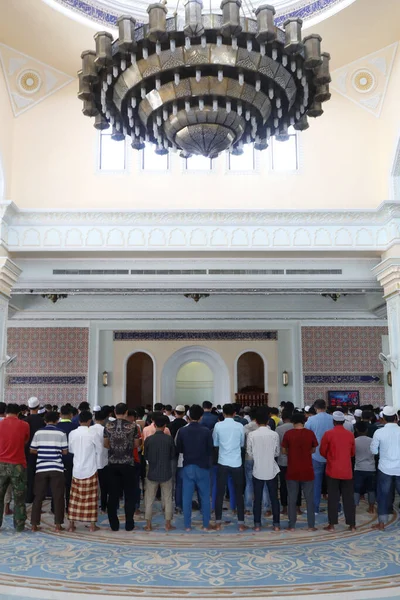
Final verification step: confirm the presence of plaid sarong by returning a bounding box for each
[68,473,98,522]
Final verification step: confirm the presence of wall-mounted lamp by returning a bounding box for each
[387,371,392,387]
[282,370,289,387]
[102,371,109,387]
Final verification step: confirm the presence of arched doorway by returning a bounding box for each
[161,345,230,407]
[126,352,154,408]
[175,361,214,406]
[236,351,265,393]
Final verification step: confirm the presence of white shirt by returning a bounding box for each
[69,426,99,479]
[370,423,400,476]
[247,426,280,481]
[88,423,109,470]
[166,414,175,422]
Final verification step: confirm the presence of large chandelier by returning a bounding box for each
[78,1,331,158]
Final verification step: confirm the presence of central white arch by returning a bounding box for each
[161,345,230,407]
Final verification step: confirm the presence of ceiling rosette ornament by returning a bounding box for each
[78,0,331,157]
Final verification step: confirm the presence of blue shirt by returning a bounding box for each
[176,422,213,470]
[213,418,245,468]
[200,412,219,431]
[370,423,400,476]
[305,412,333,463]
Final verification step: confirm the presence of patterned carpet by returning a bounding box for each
[0,500,399,598]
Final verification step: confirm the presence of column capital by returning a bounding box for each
[372,255,400,298]
[0,257,21,299]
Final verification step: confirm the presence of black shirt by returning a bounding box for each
[169,418,187,440]
[25,414,45,446]
[144,431,175,482]
[176,422,213,470]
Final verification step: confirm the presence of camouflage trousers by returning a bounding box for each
[0,462,27,531]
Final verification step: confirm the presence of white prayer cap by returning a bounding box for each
[93,405,101,412]
[383,405,397,417]
[332,411,345,422]
[175,405,186,413]
[243,406,251,413]
[38,408,46,414]
[304,405,311,412]
[354,409,363,418]
[28,397,39,409]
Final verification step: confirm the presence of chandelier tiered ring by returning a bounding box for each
[78,1,331,158]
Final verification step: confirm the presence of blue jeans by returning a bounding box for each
[182,465,211,529]
[312,459,326,513]
[377,469,400,524]
[354,470,376,506]
[211,465,236,511]
[245,460,270,511]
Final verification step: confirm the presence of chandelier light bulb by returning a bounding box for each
[79,0,331,158]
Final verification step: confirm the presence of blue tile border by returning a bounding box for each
[7,376,86,385]
[53,0,346,27]
[304,374,382,385]
[114,330,278,341]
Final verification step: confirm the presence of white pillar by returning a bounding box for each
[0,257,22,401]
[373,252,400,411]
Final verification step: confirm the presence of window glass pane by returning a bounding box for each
[185,155,212,171]
[229,144,255,171]
[271,133,298,172]
[99,133,126,171]
[141,147,169,171]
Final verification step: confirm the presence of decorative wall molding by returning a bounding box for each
[0,44,74,117]
[114,330,278,341]
[304,374,382,384]
[330,42,398,118]
[8,375,86,385]
[2,201,400,253]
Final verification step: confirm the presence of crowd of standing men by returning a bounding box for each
[0,396,398,533]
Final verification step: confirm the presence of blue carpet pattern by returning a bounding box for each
[0,501,398,597]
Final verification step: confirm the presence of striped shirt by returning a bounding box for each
[30,425,68,473]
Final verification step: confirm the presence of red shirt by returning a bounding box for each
[319,425,355,480]
[0,417,30,467]
[282,428,318,481]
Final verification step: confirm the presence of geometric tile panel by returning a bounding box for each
[6,328,88,375]
[5,327,89,407]
[302,326,388,408]
[0,43,74,117]
[331,42,398,118]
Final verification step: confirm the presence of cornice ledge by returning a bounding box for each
[7,200,400,227]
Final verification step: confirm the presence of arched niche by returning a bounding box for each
[235,350,266,393]
[125,351,155,408]
[175,361,214,405]
[161,345,230,407]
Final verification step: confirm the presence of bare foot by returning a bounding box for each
[4,504,13,516]
[254,526,261,532]
[372,522,385,531]
[286,527,295,532]
[272,526,280,532]
[54,525,64,533]
[201,525,216,531]
[323,524,335,532]
[307,527,318,532]
[185,527,192,532]
[165,523,176,531]
[296,507,302,515]
[281,507,288,515]
[244,510,252,516]
[347,526,356,532]
[238,524,249,532]
[67,525,76,532]
[214,523,222,531]
[264,510,272,518]
[144,525,153,531]
[89,524,100,532]
[135,509,141,516]
[368,505,375,514]
[31,525,41,532]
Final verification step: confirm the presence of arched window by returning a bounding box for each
[237,351,265,393]
[126,352,154,408]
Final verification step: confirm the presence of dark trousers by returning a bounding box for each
[134,462,141,509]
[98,466,109,512]
[354,470,376,505]
[64,462,73,511]
[326,476,355,526]
[25,453,37,503]
[377,469,400,524]
[287,480,314,528]
[279,466,301,507]
[107,464,136,531]
[253,475,280,527]
[215,464,244,523]
[32,471,65,526]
